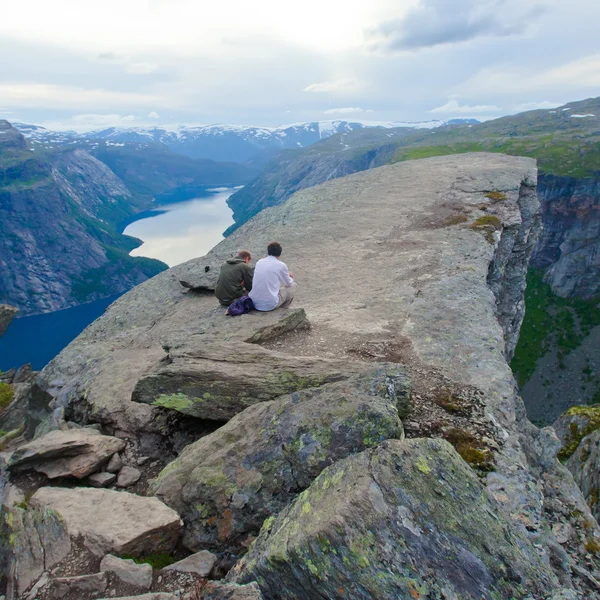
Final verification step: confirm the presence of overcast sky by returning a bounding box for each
[1,0,599,131]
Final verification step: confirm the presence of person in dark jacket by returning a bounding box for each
[215,250,254,306]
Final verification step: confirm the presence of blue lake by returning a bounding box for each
[0,187,236,371]
[0,294,121,372]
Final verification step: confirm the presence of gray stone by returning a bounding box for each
[98,595,178,600]
[47,572,108,598]
[161,550,217,577]
[567,428,600,521]
[0,382,53,439]
[202,582,264,600]
[107,452,124,473]
[137,456,151,466]
[100,554,153,590]
[3,504,71,598]
[131,334,357,421]
[8,428,125,479]
[153,367,406,554]
[88,472,117,487]
[0,304,17,337]
[533,173,600,300]
[13,363,34,384]
[29,487,182,557]
[117,465,141,487]
[231,438,559,599]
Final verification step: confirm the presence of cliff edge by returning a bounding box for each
[3,154,600,599]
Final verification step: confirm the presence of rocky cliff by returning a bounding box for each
[0,121,166,315]
[2,154,599,599]
[532,173,600,299]
[0,121,256,315]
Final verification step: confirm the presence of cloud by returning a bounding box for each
[0,83,162,111]
[460,54,600,95]
[366,0,547,52]
[125,62,159,74]
[430,98,501,113]
[43,113,138,132]
[97,52,121,61]
[514,100,561,111]
[148,111,160,118]
[303,78,361,93]
[324,107,373,115]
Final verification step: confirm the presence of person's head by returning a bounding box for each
[267,241,282,257]
[238,250,252,264]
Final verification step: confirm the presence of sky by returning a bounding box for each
[1,0,599,131]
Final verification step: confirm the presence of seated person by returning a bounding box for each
[249,241,296,311]
[214,250,254,306]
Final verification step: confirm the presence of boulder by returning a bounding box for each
[117,466,142,488]
[0,382,53,439]
[46,572,108,598]
[98,595,178,600]
[101,554,153,590]
[553,406,600,461]
[88,472,117,488]
[152,367,407,553]
[0,304,17,337]
[202,582,264,599]
[566,428,600,521]
[30,487,182,557]
[161,550,217,577]
[132,340,356,421]
[8,428,126,479]
[13,363,35,384]
[231,438,558,599]
[3,504,71,598]
[107,452,124,473]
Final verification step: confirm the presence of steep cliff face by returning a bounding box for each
[0,121,257,315]
[532,173,600,299]
[0,123,166,315]
[2,154,598,598]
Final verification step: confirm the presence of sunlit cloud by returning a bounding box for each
[430,98,501,113]
[324,107,374,115]
[303,78,362,93]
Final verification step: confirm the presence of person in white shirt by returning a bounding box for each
[249,241,296,311]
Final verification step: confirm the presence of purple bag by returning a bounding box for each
[226,296,254,316]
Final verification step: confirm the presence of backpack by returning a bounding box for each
[226,296,254,316]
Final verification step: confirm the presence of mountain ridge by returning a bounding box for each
[15,118,479,163]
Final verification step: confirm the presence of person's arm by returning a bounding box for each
[242,265,254,292]
[280,263,294,287]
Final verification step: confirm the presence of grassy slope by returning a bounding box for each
[510,270,600,387]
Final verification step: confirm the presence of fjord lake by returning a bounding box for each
[0,188,237,371]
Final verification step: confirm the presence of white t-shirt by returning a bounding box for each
[249,256,294,311]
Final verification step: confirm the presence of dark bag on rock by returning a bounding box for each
[226,296,254,316]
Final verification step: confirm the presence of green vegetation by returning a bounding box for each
[0,382,14,413]
[441,214,468,227]
[71,245,166,303]
[470,215,502,244]
[122,553,177,570]
[557,406,600,461]
[511,270,600,387]
[444,428,494,472]
[485,191,508,202]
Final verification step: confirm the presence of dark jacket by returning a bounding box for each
[215,257,254,305]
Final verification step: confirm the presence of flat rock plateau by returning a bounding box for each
[2,153,600,599]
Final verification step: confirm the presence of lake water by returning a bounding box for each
[123,187,236,267]
[1,187,237,371]
[0,294,122,372]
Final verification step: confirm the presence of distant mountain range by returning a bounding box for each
[15,118,479,163]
